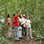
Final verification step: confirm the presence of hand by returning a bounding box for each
[19,9,22,14]
[20,9,22,11]
[30,22,32,24]
[18,9,22,15]
[19,11,21,14]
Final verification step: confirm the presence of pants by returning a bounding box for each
[22,25,27,36]
[27,27,32,38]
[7,27,12,38]
[14,27,19,40]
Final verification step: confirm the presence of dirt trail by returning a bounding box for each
[8,38,40,44]
[8,31,40,44]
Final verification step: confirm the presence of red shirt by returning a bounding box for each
[13,14,20,27]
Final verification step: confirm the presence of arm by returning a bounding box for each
[29,20,32,24]
[15,15,19,18]
[30,22,32,24]
[18,9,22,15]
[15,9,22,18]
[13,17,15,23]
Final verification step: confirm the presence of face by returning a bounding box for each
[23,14,25,17]
[10,16,11,18]
[27,16,29,19]
[20,15,23,18]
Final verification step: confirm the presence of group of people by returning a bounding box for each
[7,9,33,41]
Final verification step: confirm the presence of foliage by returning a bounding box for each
[0,0,44,43]
[0,19,8,36]
[0,35,12,44]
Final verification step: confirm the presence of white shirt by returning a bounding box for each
[19,17,26,25]
[27,19,31,28]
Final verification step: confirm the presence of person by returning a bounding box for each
[26,16,33,39]
[19,15,23,26]
[23,14,27,37]
[13,9,22,40]
[7,14,12,39]
[19,14,27,37]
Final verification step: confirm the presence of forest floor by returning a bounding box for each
[8,38,40,44]
[8,31,41,44]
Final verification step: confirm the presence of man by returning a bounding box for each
[7,14,12,39]
[26,16,33,39]
[13,9,22,40]
[19,14,27,37]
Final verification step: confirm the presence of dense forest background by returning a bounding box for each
[0,0,44,44]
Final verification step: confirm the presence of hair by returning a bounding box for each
[7,14,10,18]
[23,14,25,17]
[19,15,21,18]
[13,13,15,16]
[23,16,26,19]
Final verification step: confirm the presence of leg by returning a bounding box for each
[22,25,24,36]
[15,27,19,40]
[26,28,29,39]
[24,27,27,36]
[30,27,32,37]
[7,27,12,38]
[9,27,13,37]
[22,28,24,36]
